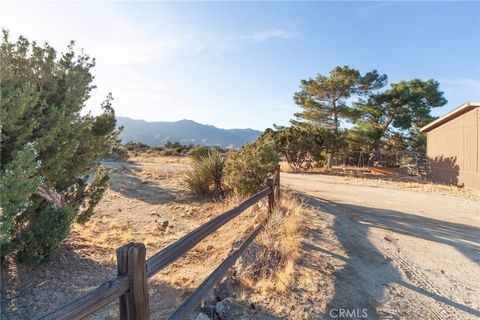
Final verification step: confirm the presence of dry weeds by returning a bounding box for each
[238,192,303,294]
[128,154,192,166]
[214,191,306,319]
[220,191,336,319]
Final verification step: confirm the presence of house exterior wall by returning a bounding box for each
[426,107,480,189]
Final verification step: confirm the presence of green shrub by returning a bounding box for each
[188,146,211,161]
[124,142,151,152]
[16,205,76,263]
[273,124,338,171]
[161,149,176,156]
[225,135,280,196]
[164,141,191,155]
[184,150,226,200]
[1,31,119,262]
[110,145,129,160]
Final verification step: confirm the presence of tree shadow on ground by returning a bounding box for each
[0,242,187,320]
[299,194,480,319]
[1,235,280,320]
[106,164,183,205]
[427,156,461,186]
[104,161,213,206]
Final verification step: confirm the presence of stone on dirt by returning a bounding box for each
[195,312,211,320]
[215,297,255,320]
[202,289,218,306]
[214,277,235,301]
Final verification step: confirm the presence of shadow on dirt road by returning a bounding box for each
[104,162,180,205]
[301,194,480,319]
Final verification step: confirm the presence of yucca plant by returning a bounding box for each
[184,161,210,196]
[202,150,227,200]
[184,150,226,200]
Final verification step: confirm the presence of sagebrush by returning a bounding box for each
[225,134,280,196]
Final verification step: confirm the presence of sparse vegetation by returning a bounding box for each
[188,145,211,161]
[122,141,227,159]
[124,141,152,153]
[188,145,226,161]
[2,2,477,319]
[109,144,129,160]
[183,134,281,199]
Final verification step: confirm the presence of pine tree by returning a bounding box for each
[293,66,387,167]
[354,79,447,159]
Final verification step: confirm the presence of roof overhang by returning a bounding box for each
[420,102,480,133]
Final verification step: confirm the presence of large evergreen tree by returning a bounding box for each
[293,66,387,167]
[354,79,447,156]
[1,30,120,262]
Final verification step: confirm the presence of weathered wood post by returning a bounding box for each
[275,164,280,201]
[267,178,274,213]
[117,243,150,320]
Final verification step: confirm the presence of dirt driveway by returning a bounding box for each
[282,172,480,319]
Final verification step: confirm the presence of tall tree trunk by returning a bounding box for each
[369,115,394,166]
[327,153,334,169]
[327,103,339,169]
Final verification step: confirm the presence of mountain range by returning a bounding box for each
[116,117,262,148]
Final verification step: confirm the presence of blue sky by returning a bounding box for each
[2,1,479,130]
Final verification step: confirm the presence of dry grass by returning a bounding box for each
[128,154,192,165]
[235,192,304,294]
[326,174,480,201]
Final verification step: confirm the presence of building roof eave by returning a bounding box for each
[420,102,480,133]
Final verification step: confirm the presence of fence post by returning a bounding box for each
[275,164,280,201]
[267,178,274,213]
[117,243,150,320]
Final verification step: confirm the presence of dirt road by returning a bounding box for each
[282,172,480,319]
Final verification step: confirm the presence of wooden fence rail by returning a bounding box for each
[38,165,281,320]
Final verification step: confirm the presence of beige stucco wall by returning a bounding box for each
[426,107,480,189]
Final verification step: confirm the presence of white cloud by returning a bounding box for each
[1,2,297,66]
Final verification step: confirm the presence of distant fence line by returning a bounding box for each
[38,165,281,320]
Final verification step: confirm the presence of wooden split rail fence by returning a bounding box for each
[38,165,281,320]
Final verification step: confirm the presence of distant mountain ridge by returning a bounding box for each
[116,117,262,148]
